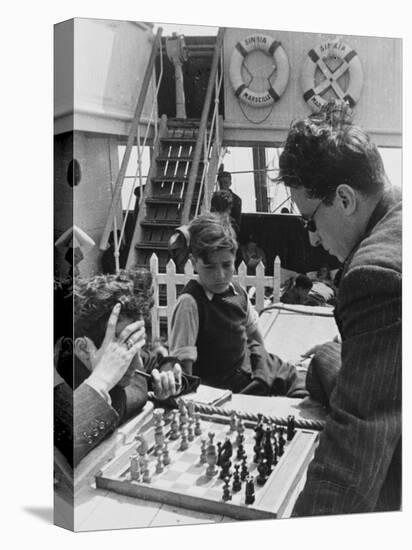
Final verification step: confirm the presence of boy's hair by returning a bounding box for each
[189,213,238,263]
[295,274,313,291]
[210,189,233,214]
[74,269,153,347]
[278,99,387,204]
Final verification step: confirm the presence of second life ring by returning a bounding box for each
[301,39,364,112]
[229,34,290,108]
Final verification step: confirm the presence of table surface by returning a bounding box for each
[54,391,327,532]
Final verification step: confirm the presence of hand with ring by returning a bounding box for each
[85,303,146,394]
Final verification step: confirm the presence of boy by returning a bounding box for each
[169,214,305,396]
[54,269,199,467]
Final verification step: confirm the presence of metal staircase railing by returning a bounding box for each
[99,27,163,272]
[181,27,226,225]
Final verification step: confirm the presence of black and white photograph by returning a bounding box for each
[53,15,402,532]
[3,1,409,548]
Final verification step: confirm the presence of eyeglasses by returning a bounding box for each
[301,200,325,233]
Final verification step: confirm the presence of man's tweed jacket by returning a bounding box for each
[294,189,402,515]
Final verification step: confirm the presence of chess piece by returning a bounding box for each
[139,453,149,472]
[180,427,189,451]
[287,415,296,441]
[217,441,223,466]
[232,464,242,492]
[278,428,285,457]
[240,457,249,481]
[222,438,233,459]
[169,411,180,440]
[256,458,269,486]
[154,410,165,452]
[187,420,195,441]
[206,432,218,478]
[135,434,149,456]
[222,477,232,501]
[264,429,273,468]
[130,453,141,481]
[142,465,151,483]
[200,439,207,464]
[155,452,164,473]
[219,459,232,480]
[245,476,255,505]
[162,442,171,466]
[236,419,245,446]
[237,441,246,461]
[229,412,237,433]
[186,400,195,420]
[179,402,188,430]
[194,413,202,436]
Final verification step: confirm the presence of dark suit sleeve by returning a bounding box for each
[54,382,119,467]
[293,265,402,515]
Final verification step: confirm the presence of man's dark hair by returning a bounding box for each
[295,274,313,291]
[217,171,231,180]
[74,269,153,347]
[211,189,233,214]
[189,213,238,263]
[278,100,387,204]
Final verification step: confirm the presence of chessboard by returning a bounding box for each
[95,401,319,521]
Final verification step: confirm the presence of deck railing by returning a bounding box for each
[149,253,281,341]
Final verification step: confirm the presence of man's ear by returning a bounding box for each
[335,184,357,215]
[74,336,95,368]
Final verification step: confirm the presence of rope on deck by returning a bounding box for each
[192,403,325,431]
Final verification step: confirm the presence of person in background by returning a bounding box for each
[169,213,306,397]
[278,99,401,515]
[280,274,313,305]
[240,235,266,274]
[217,171,242,233]
[210,189,240,237]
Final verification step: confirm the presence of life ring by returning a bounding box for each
[229,34,290,108]
[301,39,363,112]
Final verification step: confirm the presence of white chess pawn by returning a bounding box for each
[130,453,141,481]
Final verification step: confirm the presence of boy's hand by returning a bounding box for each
[86,303,146,393]
[151,363,182,400]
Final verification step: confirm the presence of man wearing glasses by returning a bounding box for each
[278,100,401,516]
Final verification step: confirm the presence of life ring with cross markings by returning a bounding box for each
[301,39,363,112]
[229,34,290,108]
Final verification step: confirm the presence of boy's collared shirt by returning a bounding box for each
[170,282,258,363]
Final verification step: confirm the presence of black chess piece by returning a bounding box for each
[287,415,296,441]
[219,459,232,480]
[245,476,255,505]
[237,441,246,461]
[221,438,233,462]
[232,464,242,492]
[240,457,249,481]
[222,477,232,501]
[278,427,285,455]
[217,441,223,466]
[256,458,269,486]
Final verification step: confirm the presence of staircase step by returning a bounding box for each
[135,242,169,250]
[151,176,202,184]
[141,219,181,228]
[167,118,201,128]
[156,156,204,163]
[160,137,198,144]
[145,196,184,205]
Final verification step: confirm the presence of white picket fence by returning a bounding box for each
[149,253,282,341]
